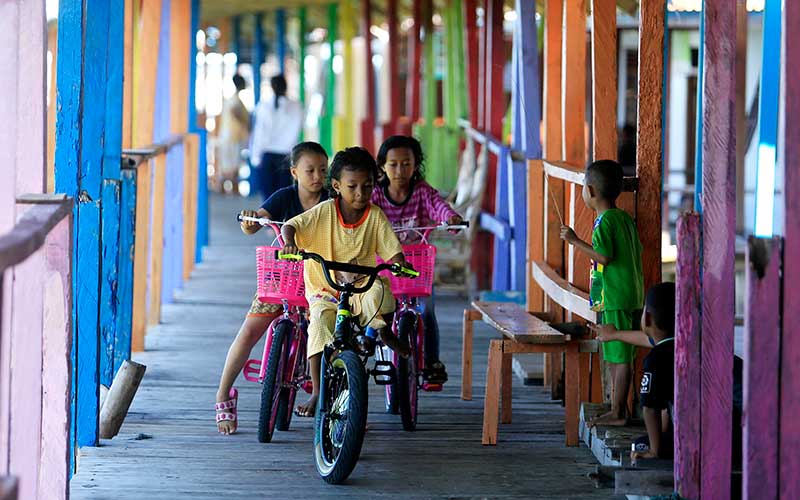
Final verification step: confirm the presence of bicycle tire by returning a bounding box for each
[276,335,306,431]
[313,350,368,484]
[396,314,419,431]
[257,322,290,443]
[383,346,399,414]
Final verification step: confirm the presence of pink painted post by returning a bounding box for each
[781,1,800,497]
[743,238,781,499]
[16,0,46,195]
[674,213,701,499]
[701,0,736,497]
[39,216,72,500]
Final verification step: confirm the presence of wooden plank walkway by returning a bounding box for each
[70,195,618,499]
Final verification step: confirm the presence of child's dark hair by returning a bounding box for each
[645,282,676,334]
[327,147,379,197]
[376,135,426,186]
[585,159,624,201]
[289,142,328,166]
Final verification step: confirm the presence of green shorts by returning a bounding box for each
[600,309,641,364]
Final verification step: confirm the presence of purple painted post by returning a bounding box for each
[781,1,800,497]
[743,237,781,500]
[674,213,701,499]
[700,0,736,497]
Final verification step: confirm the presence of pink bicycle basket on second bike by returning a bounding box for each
[380,243,436,297]
[256,246,308,307]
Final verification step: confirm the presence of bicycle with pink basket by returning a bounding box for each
[377,221,468,431]
[238,214,312,443]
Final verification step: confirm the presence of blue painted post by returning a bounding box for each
[694,0,705,212]
[231,16,242,63]
[753,0,782,237]
[189,0,209,260]
[99,0,126,388]
[276,9,287,74]
[253,13,265,104]
[492,147,511,291]
[115,168,137,376]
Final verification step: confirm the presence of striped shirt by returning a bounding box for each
[371,181,459,243]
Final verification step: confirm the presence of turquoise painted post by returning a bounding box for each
[320,4,337,154]
[753,0,782,237]
[253,13,265,104]
[99,0,126,388]
[115,168,136,376]
[189,0,209,260]
[232,16,242,62]
[276,9,287,74]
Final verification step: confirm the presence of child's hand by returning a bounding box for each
[591,324,618,342]
[560,225,578,244]
[447,215,465,233]
[239,210,261,232]
[281,243,299,257]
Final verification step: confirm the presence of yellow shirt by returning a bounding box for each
[285,199,404,298]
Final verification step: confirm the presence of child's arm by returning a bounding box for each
[591,324,652,348]
[423,183,462,225]
[560,225,611,266]
[239,208,270,235]
[631,407,662,464]
[280,224,299,255]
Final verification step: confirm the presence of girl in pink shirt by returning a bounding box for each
[371,135,463,386]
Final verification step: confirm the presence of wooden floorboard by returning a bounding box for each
[70,195,618,499]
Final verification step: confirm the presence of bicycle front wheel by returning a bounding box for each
[396,314,419,431]
[257,322,290,443]
[313,350,368,484]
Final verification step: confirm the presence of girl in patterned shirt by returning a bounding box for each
[371,135,463,387]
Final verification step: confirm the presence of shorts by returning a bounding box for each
[247,293,281,317]
[600,309,640,364]
[306,278,395,358]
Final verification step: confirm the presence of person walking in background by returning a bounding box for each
[216,74,250,194]
[251,74,304,200]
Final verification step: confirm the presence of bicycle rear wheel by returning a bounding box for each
[257,322,290,443]
[396,314,419,431]
[313,350,368,484]
[276,334,306,431]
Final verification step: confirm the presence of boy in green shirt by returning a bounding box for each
[560,159,644,426]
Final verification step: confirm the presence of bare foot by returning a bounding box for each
[295,394,319,417]
[588,410,627,428]
[379,330,410,358]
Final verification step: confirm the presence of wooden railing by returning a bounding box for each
[0,194,73,500]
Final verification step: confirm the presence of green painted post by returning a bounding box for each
[321,3,337,154]
[299,7,307,141]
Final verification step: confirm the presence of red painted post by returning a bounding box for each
[361,0,375,152]
[387,0,401,122]
[406,0,422,121]
[700,0,736,497]
[781,1,800,497]
[463,0,479,123]
[743,237,781,500]
[674,213,701,500]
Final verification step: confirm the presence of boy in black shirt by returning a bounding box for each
[594,282,675,462]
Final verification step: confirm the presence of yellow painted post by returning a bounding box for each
[148,154,166,326]
[339,0,357,148]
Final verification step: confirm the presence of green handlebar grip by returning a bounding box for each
[395,266,420,278]
[277,252,303,261]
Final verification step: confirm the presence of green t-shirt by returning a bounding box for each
[589,208,644,312]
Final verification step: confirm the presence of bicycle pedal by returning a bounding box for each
[422,382,443,392]
[371,360,396,385]
[242,359,262,383]
[301,379,313,394]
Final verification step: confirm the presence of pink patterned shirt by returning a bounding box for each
[371,181,459,243]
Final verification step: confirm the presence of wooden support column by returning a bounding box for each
[115,168,136,376]
[47,22,59,193]
[320,4,337,154]
[407,0,422,121]
[463,0,479,123]
[700,0,736,496]
[674,213,701,499]
[276,9,287,74]
[591,0,617,161]
[148,155,167,326]
[781,1,800,497]
[253,13,264,105]
[743,238,781,500]
[636,0,664,290]
[361,0,376,152]
[299,7,307,108]
[387,0,401,121]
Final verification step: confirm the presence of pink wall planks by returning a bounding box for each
[674,213,701,499]
[744,238,781,500]
[700,0,737,497]
[781,1,800,497]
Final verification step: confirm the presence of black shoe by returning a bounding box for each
[422,361,448,385]
[355,334,376,357]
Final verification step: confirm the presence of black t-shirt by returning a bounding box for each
[640,337,674,410]
[259,185,329,222]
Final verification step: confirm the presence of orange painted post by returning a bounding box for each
[183,134,199,280]
[527,160,545,312]
[482,339,503,445]
[148,154,166,326]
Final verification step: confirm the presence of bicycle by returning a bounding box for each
[378,222,469,431]
[238,215,312,443]
[277,249,418,484]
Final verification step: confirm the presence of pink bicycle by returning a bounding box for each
[239,215,312,443]
[378,222,468,431]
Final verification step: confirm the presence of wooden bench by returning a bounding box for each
[462,301,582,446]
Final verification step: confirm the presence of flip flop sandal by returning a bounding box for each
[294,404,315,418]
[215,388,238,433]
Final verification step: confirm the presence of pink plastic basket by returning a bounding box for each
[380,244,436,298]
[256,246,308,307]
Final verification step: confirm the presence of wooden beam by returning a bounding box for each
[674,213,701,499]
[590,0,617,161]
[636,0,664,290]
[781,1,800,496]
[532,261,596,323]
[743,237,781,500]
[700,0,736,496]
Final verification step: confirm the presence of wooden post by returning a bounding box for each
[700,0,736,496]
[253,13,264,105]
[276,9,287,74]
[482,339,503,445]
[461,309,480,400]
[115,169,136,375]
[591,0,617,161]
[527,159,545,312]
[781,1,800,497]
[47,22,59,193]
[463,0,479,123]
[320,4,337,154]
[148,155,167,326]
[501,352,513,424]
[743,238,781,500]
[99,360,146,439]
[674,213,701,499]
[360,0,376,152]
[387,0,401,121]
[564,346,580,446]
[183,135,199,281]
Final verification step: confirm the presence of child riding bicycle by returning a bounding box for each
[281,147,411,417]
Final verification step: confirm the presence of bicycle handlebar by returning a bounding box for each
[276,250,418,295]
[391,221,470,241]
